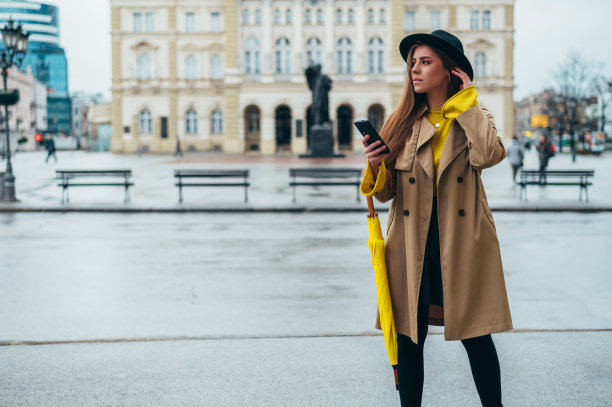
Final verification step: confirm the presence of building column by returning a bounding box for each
[110,7,123,153]
[356,0,365,74]
[260,112,276,155]
[262,0,272,73]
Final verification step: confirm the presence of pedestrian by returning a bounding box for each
[174,137,183,157]
[360,30,512,407]
[537,134,554,183]
[44,136,57,163]
[507,135,525,183]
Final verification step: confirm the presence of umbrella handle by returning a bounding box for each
[367,196,375,218]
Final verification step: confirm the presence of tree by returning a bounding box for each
[591,74,612,133]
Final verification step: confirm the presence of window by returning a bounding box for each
[133,12,142,32]
[404,10,415,31]
[145,12,154,32]
[336,9,342,24]
[475,52,486,77]
[211,110,223,133]
[137,53,151,79]
[305,9,312,24]
[275,37,291,74]
[255,9,262,25]
[305,37,322,66]
[337,37,352,74]
[244,37,261,74]
[186,12,195,32]
[368,37,384,74]
[139,110,152,134]
[470,10,479,30]
[211,54,223,79]
[211,12,222,32]
[242,9,249,25]
[286,9,292,24]
[482,10,491,31]
[185,55,197,79]
[316,9,323,24]
[379,9,386,24]
[347,9,354,24]
[274,8,280,25]
[430,10,440,30]
[186,110,197,134]
[367,9,374,24]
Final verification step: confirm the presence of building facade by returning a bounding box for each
[110,0,515,155]
[0,0,71,135]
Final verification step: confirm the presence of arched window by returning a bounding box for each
[244,37,261,74]
[211,54,223,79]
[211,110,223,134]
[242,9,249,25]
[316,9,323,24]
[137,53,151,79]
[470,10,479,30]
[139,109,152,134]
[186,109,197,134]
[367,9,374,24]
[305,37,322,66]
[368,37,384,74]
[185,55,197,79]
[305,9,312,24]
[274,37,291,74]
[482,10,491,31]
[379,9,386,24]
[337,37,352,74]
[347,9,354,24]
[475,52,486,77]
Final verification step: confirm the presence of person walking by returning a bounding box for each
[44,136,57,164]
[360,30,512,407]
[507,135,525,183]
[537,134,554,184]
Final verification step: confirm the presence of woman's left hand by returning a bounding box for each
[451,67,473,90]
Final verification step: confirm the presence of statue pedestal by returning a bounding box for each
[300,125,345,158]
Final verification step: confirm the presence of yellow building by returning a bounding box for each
[110,0,515,154]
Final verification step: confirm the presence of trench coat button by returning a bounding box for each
[458,209,465,216]
[457,176,463,183]
[403,210,410,216]
[409,177,415,184]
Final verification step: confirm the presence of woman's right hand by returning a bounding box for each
[362,135,390,177]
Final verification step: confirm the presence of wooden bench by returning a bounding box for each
[289,167,363,203]
[56,169,133,204]
[174,169,250,203]
[518,169,595,202]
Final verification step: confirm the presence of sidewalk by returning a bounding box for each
[1,148,610,211]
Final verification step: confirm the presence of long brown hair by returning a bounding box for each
[380,42,463,163]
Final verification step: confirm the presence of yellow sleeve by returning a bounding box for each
[442,85,479,119]
[360,159,387,197]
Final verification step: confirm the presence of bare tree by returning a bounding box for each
[591,73,612,133]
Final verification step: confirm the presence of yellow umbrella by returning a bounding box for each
[360,160,399,390]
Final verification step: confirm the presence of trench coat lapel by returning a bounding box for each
[437,122,468,184]
[415,117,436,181]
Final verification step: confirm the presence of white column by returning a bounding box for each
[262,0,272,74]
[324,0,334,70]
[293,0,303,72]
[356,0,365,74]
[260,112,276,155]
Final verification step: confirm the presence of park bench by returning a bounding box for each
[174,169,250,203]
[56,169,133,204]
[517,169,595,202]
[289,167,363,203]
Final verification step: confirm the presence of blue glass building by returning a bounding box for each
[0,0,71,134]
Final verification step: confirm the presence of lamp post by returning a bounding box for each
[0,18,29,202]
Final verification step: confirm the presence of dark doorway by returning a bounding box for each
[275,105,292,148]
[244,105,261,151]
[305,105,313,148]
[368,104,385,132]
[337,105,353,148]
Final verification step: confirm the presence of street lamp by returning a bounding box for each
[0,18,29,202]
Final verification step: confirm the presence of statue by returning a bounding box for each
[302,64,341,157]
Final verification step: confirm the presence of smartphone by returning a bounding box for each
[354,120,390,155]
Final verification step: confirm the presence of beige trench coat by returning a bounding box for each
[371,105,513,344]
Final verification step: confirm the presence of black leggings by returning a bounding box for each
[396,304,502,407]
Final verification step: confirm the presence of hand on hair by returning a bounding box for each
[451,67,473,90]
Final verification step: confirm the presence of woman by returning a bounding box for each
[360,30,513,407]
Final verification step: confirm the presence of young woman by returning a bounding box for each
[360,30,513,407]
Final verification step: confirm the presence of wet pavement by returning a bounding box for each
[1,211,611,406]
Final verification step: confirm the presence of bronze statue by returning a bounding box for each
[305,64,332,126]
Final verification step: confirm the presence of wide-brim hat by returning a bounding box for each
[399,30,474,81]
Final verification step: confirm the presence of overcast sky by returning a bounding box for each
[47,0,612,101]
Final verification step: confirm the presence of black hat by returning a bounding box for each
[399,30,474,81]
